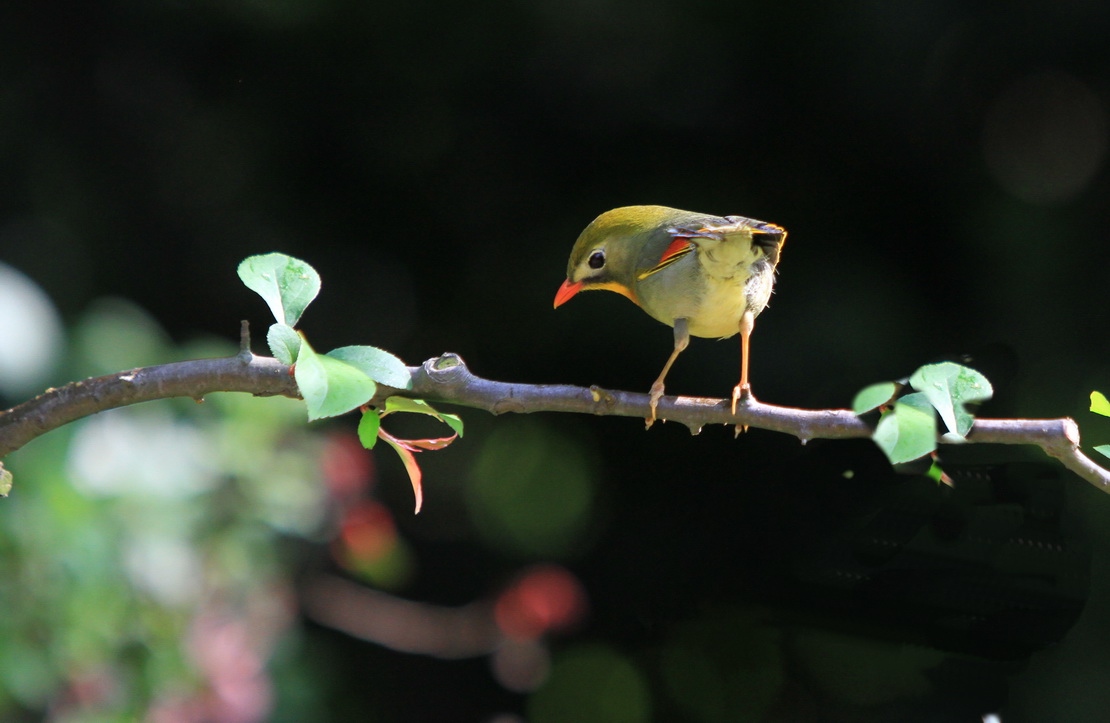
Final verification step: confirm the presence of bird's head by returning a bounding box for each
[553,205,684,308]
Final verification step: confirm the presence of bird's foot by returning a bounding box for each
[731,383,752,436]
[731,383,753,414]
[646,381,665,429]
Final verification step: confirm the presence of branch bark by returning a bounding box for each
[0,352,299,459]
[2,350,1108,493]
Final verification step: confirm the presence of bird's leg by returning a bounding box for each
[732,310,755,433]
[647,317,689,427]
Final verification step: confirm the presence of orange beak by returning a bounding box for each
[553,279,583,308]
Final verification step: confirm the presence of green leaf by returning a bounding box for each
[327,346,412,389]
[438,412,464,438]
[925,459,954,487]
[384,397,464,437]
[0,463,11,497]
[872,392,937,464]
[294,336,377,421]
[267,323,301,365]
[1096,444,1110,459]
[1091,391,1110,417]
[909,362,993,437]
[358,408,381,449]
[384,397,439,415]
[237,253,321,326]
[852,382,899,414]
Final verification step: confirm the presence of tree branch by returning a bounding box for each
[2,350,1108,493]
[0,353,299,459]
[391,353,1110,491]
[300,573,500,659]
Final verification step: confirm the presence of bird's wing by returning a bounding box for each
[636,232,696,281]
[717,216,787,263]
[636,216,786,282]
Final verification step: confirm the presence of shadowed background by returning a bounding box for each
[2,1,1110,721]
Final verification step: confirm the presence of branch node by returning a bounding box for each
[587,385,616,413]
[431,353,465,372]
[237,320,253,362]
[1062,417,1081,448]
[424,354,467,385]
[490,398,526,415]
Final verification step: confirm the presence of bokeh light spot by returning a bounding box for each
[494,564,588,640]
[466,421,596,558]
[0,263,64,398]
[659,611,784,722]
[983,71,1107,205]
[527,644,651,723]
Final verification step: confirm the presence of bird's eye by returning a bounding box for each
[588,250,605,269]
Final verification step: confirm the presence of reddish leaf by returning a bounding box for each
[403,434,458,451]
[379,429,424,514]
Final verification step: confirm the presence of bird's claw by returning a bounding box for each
[730,383,752,414]
[731,383,752,435]
[646,381,665,429]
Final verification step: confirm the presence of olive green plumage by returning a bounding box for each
[554,205,787,422]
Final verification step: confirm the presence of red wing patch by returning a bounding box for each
[659,236,693,264]
[637,235,695,281]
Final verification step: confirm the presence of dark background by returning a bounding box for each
[3,0,1110,720]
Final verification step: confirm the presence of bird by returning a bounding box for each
[553,205,786,427]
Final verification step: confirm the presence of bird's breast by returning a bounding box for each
[635,241,776,339]
[636,261,753,339]
[684,275,752,338]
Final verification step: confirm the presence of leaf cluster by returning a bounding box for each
[237,253,462,512]
[853,363,994,480]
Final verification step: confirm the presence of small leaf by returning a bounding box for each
[358,409,381,449]
[401,435,458,451]
[294,336,377,421]
[852,382,899,414]
[1091,391,1110,417]
[1096,444,1110,459]
[438,413,464,438]
[925,458,954,487]
[237,253,321,326]
[384,397,438,415]
[872,392,937,464]
[909,362,993,437]
[379,429,424,514]
[384,397,464,437]
[327,346,412,389]
[267,323,301,365]
[0,463,11,497]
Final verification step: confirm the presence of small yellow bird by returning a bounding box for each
[554,205,786,424]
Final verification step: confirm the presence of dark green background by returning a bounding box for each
[3,1,1110,720]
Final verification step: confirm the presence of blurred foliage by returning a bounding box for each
[528,643,651,723]
[467,420,597,559]
[0,298,328,721]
